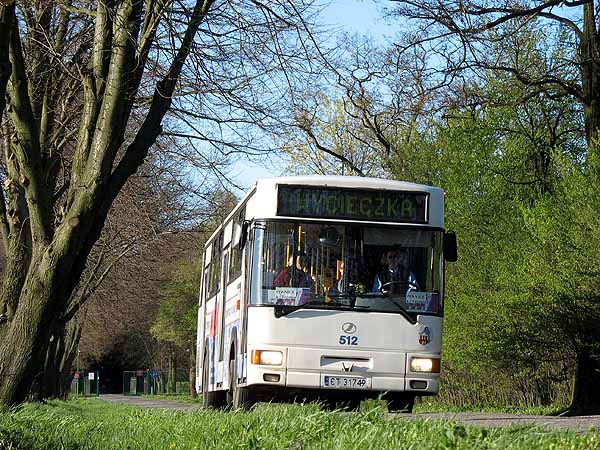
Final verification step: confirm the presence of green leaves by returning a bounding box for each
[150,259,200,347]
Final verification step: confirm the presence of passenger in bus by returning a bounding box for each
[273,253,314,289]
[329,261,366,297]
[372,248,419,293]
[328,261,346,296]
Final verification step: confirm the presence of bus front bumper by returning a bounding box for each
[245,346,440,395]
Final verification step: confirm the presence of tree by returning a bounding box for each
[512,161,600,413]
[428,109,576,408]
[288,34,441,178]
[44,150,215,399]
[286,17,597,409]
[0,0,320,405]
[285,92,381,176]
[387,0,599,154]
[395,95,599,412]
[384,0,600,412]
[151,259,201,396]
[149,188,234,396]
[80,229,201,394]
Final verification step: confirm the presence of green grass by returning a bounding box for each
[138,394,566,416]
[141,394,202,404]
[414,398,567,416]
[1,399,598,450]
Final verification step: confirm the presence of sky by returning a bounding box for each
[230,0,396,191]
[320,0,395,38]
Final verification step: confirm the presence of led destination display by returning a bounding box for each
[277,185,428,223]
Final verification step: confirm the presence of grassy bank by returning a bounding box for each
[1,399,599,450]
[415,398,566,416]
[137,393,565,415]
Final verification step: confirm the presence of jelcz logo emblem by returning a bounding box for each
[341,322,357,334]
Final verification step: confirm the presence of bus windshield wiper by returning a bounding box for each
[274,301,324,318]
[387,298,409,313]
[357,292,410,313]
[274,300,367,318]
[327,294,371,309]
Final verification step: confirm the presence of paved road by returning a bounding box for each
[415,412,600,433]
[100,394,201,412]
[98,394,600,433]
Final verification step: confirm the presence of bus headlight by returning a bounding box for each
[410,357,440,373]
[251,350,283,366]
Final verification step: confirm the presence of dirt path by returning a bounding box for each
[98,394,600,433]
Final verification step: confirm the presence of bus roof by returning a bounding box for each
[204,176,445,249]
[255,176,442,193]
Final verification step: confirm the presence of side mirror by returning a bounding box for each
[444,230,458,262]
[239,221,250,250]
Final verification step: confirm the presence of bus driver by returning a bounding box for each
[372,248,419,293]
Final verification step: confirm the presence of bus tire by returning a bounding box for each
[229,359,256,410]
[202,351,225,408]
[384,393,415,413]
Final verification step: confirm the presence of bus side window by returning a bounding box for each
[228,208,246,283]
[201,266,209,305]
[207,262,216,298]
[199,251,211,306]
[207,232,223,297]
[229,246,242,282]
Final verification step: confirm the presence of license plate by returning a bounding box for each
[321,375,370,389]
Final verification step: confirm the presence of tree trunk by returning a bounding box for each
[0,230,81,405]
[58,324,82,399]
[569,350,600,414]
[167,348,176,394]
[189,342,197,398]
[0,237,30,320]
[0,3,12,126]
[35,324,63,401]
[28,321,80,400]
[580,1,600,157]
[0,142,33,321]
[0,267,59,404]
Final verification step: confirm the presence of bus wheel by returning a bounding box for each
[229,359,256,410]
[202,351,225,408]
[384,393,414,413]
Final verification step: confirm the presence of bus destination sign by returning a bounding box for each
[277,186,428,223]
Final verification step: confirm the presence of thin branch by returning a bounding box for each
[62,242,136,322]
[109,0,215,198]
[296,118,365,176]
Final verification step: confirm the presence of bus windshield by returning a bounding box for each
[250,221,444,316]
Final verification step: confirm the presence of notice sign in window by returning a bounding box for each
[277,186,428,223]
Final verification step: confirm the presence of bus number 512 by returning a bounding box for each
[339,335,358,346]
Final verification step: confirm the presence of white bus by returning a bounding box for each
[196,176,457,412]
